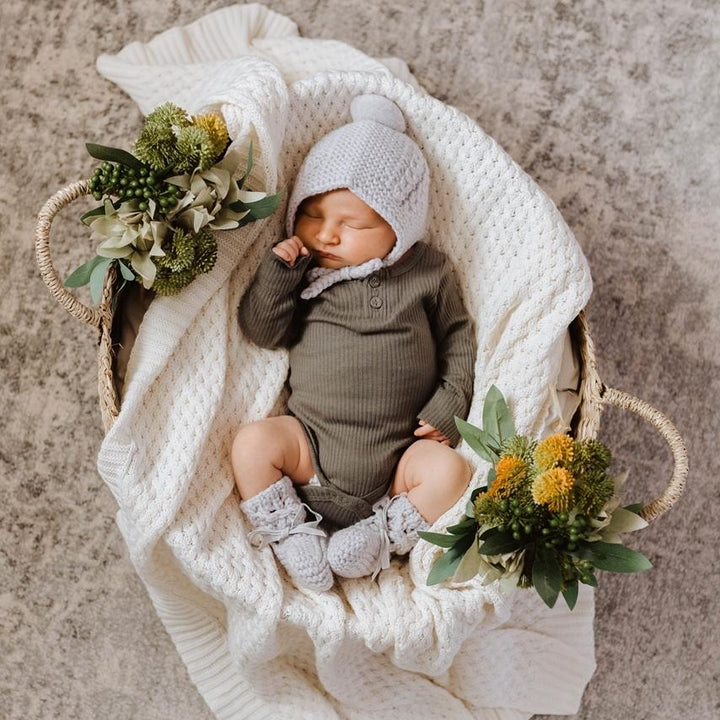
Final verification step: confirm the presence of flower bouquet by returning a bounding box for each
[65,102,282,302]
[419,386,652,609]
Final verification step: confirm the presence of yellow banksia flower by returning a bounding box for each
[532,467,575,512]
[192,113,229,162]
[534,433,574,471]
[488,456,529,498]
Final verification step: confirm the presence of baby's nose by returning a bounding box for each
[317,225,340,244]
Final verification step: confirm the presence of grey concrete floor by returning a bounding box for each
[2,1,718,719]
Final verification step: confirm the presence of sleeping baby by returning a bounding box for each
[234,94,476,591]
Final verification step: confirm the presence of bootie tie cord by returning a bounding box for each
[369,496,393,580]
[247,503,326,548]
[369,494,430,579]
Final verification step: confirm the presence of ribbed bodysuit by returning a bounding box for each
[238,241,476,527]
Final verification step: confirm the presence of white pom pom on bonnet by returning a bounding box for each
[285,94,430,300]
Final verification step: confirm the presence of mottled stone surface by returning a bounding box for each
[1,1,718,719]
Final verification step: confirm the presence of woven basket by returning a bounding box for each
[35,180,688,523]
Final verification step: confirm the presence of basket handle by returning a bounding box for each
[35,180,102,327]
[599,385,688,522]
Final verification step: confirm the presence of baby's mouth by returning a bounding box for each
[317,251,341,260]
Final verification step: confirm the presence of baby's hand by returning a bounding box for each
[414,419,451,446]
[272,235,310,267]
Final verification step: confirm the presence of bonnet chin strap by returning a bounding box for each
[299,234,420,300]
[300,257,383,300]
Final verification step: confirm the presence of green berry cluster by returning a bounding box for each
[493,497,541,541]
[560,554,596,586]
[516,520,596,591]
[540,512,591,552]
[88,161,183,212]
[543,513,597,586]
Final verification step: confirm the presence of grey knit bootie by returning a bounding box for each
[241,476,333,592]
[327,494,429,579]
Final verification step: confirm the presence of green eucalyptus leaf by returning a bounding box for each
[479,530,525,555]
[452,538,483,583]
[481,385,515,444]
[117,260,136,281]
[425,532,476,586]
[576,541,652,573]
[89,257,114,304]
[455,417,499,463]
[482,386,501,440]
[86,143,146,171]
[495,395,516,441]
[426,549,462,585]
[446,518,478,535]
[229,189,284,219]
[417,531,458,549]
[246,190,284,218]
[562,579,579,610]
[581,569,599,587]
[234,214,256,229]
[64,255,107,288]
[453,531,476,555]
[624,503,645,515]
[532,544,562,608]
[236,138,254,190]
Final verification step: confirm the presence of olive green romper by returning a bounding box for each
[237,241,476,527]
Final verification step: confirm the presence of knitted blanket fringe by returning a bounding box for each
[95,5,596,719]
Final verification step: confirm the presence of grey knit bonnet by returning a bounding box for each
[285,94,430,300]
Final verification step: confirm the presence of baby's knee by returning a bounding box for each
[438,445,472,491]
[231,416,313,481]
[232,417,286,465]
[398,440,471,491]
[233,418,269,450]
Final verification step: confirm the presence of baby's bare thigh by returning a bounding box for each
[236,415,316,484]
[391,439,468,494]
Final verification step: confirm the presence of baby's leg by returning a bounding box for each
[327,440,472,579]
[390,439,473,523]
[231,415,316,499]
[232,415,332,592]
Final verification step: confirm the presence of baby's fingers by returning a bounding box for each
[288,235,310,255]
[272,245,296,265]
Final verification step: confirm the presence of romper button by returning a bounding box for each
[369,296,383,309]
[369,274,381,287]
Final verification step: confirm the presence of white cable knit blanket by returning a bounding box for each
[95,5,596,719]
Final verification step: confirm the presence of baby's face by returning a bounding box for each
[294,189,396,268]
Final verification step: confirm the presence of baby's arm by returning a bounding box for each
[237,238,313,349]
[417,259,477,446]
